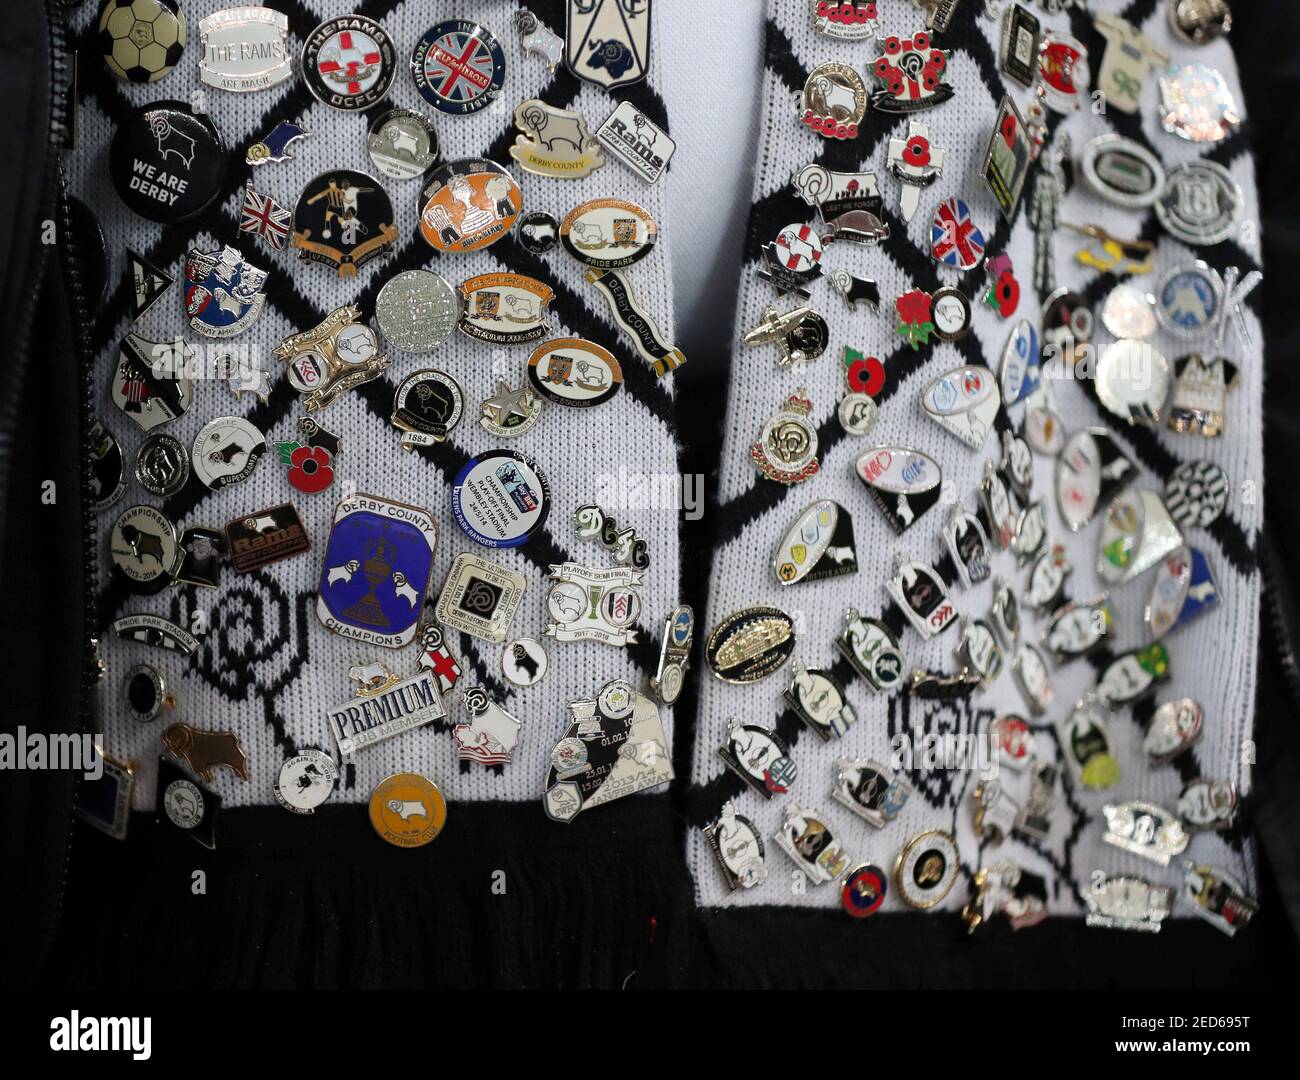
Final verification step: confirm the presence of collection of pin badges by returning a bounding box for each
[706,0,1256,935]
[84,0,688,851]
[79,0,1256,935]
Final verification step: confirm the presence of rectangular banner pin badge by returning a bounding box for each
[585,268,685,377]
[316,494,438,649]
[328,665,446,756]
[545,562,642,645]
[596,100,675,183]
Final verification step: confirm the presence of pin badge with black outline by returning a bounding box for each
[190,416,265,491]
[391,370,464,450]
[716,717,796,799]
[1097,642,1170,709]
[945,504,991,588]
[981,461,1018,550]
[704,801,768,891]
[705,606,796,685]
[1168,353,1239,438]
[1045,596,1111,663]
[758,223,824,298]
[455,686,522,766]
[561,199,657,269]
[595,99,675,184]
[275,305,389,412]
[502,637,548,688]
[751,389,821,485]
[543,679,673,823]
[316,493,438,650]
[1011,500,1047,565]
[832,758,911,829]
[301,15,396,111]
[111,504,179,594]
[1058,696,1120,791]
[516,211,560,253]
[1097,487,1184,586]
[799,61,867,140]
[1143,697,1203,765]
[419,159,521,254]
[1000,3,1040,87]
[135,432,189,498]
[887,554,957,640]
[887,122,944,222]
[743,306,829,366]
[585,267,686,377]
[278,417,341,495]
[829,270,881,312]
[528,338,624,409]
[835,609,905,691]
[175,526,225,588]
[564,0,651,90]
[1146,546,1219,639]
[128,249,172,321]
[157,755,220,849]
[842,864,888,919]
[451,449,551,549]
[895,830,959,909]
[509,99,605,178]
[855,447,942,533]
[784,662,857,742]
[931,287,972,343]
[772,499,857,586]
[291,171,397,278]
[774,803,852,885]
[435,552,526,644]
[411,20,505,116]
[573,504,649,568]
[275,750,338,815]
[650,605,693,705]
[112,333,194,432]
[367,109,439,181]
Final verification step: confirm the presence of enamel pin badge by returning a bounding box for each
[435,552,526,643]
[832,759,911,828]
[784,662,857,741]
[561,199,657,269]
[945,505,991,588]
[1046,597,1112,662]
[509,100,605,178]
[316,494,438,649]
[983,94,1033,218]
[1098,643,1170,709]
[585,268,686,377]
[773,499,857,585]
[705,606,796,684]
[836,610,905,691]
[704,802,768,891]
[930,198,986,270]
[419,159,521,253]
[1103,802,1188,867]
[112,334,194,431]
[752,389,821,485]
[574,504,648,567]
[1056,428,1135,532]
[800,62,867,140]
[650,605,693,705]
[184,246,267,338]
[887,555,957,639]
[887,122,944,221]
[276,305,388,412]
[327,666,446,756]
[870,31,951,112]
[565,0,650,89]
[545,562,642,646]
[543,680,672,822]
[199,7,292,92]
[278,417,341,494]
[291,171,397,277]
[814,1,881,40]
[411,21,505,115]
[1146,546,1220,638]
[1144,697,1203,765]
[921,366,1000,450]
[595,100,675,183]
[855,447,942,532]
[1059,696,1119,791]
[454,687,521,766]
[774,803,851,885]
[1097,487,1184,586]
[717,718,796,799]
[515,8,563,71]
[458,274,553,345]
[758,223,824,298]
[790,163,889,243]
[743,306,829,366]
[128,249,172,321]
[246,119,307,165]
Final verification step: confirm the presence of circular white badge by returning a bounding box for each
[190,416,267,489]
[275,749,339,814]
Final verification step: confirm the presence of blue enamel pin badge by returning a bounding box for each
[316,493,438,649]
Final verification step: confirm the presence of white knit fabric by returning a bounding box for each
[685,0,1263,916]
[72,1,682,810]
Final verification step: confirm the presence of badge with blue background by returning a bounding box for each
[317,494,438,649]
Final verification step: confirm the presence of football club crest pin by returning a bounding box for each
[650,605,694,705]
[957,618,1003,687]
[1098,643,1171,709]
[945,505,991,588]
[134,432,188,497]
[529,339,624,409]
[455,687,522,766]
[1156,160,1243,247]
[246,119,307,166]
[162,723,248,783]
[478,381,543,438]
[921,366,1000,450]
[717,718,796,799]
[774,803,852,884]
[458,273,553,345]
[836,609,905,691]
[565,0,651,89]
[545,562,642,646]
[157,756,220,849]
[704,802,768,891]
[829,270,881,311]
[199,7,292,92]
[225,504,310,574]
[1058,696,1119,791]
[278,417,341,494]
[111,333,194,431]
[1037,32,1090,113]
[435,552,526,644]
[964,861,1049,934]
[758,223,824,298]
[515,8,564,72]
[1097,487,1184,586]
[420,159,521,254]
[705,606,796,684]
[930,287,972,343]
[596,100,675,184]
[301,15,396,111]
[887,122,944,222]
[543,680,673,823]
[190,416,265,490]
[1080,133,1164,209]
[573,504,648,567]
[184,246,267,338]
[516,211,560,253]
[751,389,821,484]
[316,494,438,649]
[128,249,172,321]
[329,668,446,756]
[832,759,911,828]
[510,100,605,178]
[1165,460,1228,528]
[870,31,952,112]
[291,170,398,277]
[1146,546,1219,638]
[773,499,857,585]
[855,447,942,532]
[842,864,888,919]
[989,714,1036,772]
[887,555,957,639]
[366,109,439,181]
[369,774,447,848]
[411,20,505,115]
[391,370,464,450]
[800,62,867,140]
[275,750,338,815]
[1011,641,1053,715]
[784,663,857,741]
[110,505,179,594]
[89,421,127,512]
[561,199,657,269]
[275,305,389,412]
[1026,543,1071,613]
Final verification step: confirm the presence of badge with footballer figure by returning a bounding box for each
[420,159,521,254]
[316,493,438,650]
[772,499,857,586]
[775,803,851,884]
[112,333,194,432]
[302,14,396,111]
[411,20,505,115]
[887,555,957,639]
[784,662,857,742]
[704,801,768,891]
[833,758,911,828]
[855,447,942,533]
[291,171,397,277]
[835,610,905,690]
[565,0,650,89]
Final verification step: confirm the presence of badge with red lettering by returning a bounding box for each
[854,447,942,532]
[887,554,957,639]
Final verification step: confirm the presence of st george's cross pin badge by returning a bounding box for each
[317,493,438,649]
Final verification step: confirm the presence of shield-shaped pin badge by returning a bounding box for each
[565,0,650,89]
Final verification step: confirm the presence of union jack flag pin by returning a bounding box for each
[930,197,986,270]
[240,184,291,251]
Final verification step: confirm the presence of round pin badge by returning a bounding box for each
[135,432,189,497]
[800,61,867,140]
[517,210,560,254]
[419,158,521,254]
[1165,460,1229,528]
[124,663,173,722]
[90,421,127,512]
[367,109,439,181]
[1155,263,1222,339]
[190,416,266,490]
[527,338,623,408]
[894,829,960,909]
[412,20,506,116]
[1096,340,1171,427]
[1037,32,1090,113]
[110,102,226,223]
[560,199,658,270]
[275,749,339,815]
[931,286,972,341]
[368,774,447,848]
[390,369,464,448]
[302,14,397,111]
[1169,0,1232,45]
[1159,63,1240,143]
[162,776,204,830]
[110,504,178,593]
[838,392,878,436]
[291,170,398,277]
[502,637,549,687]
[374,269,459,352]
[98,0,186,83]
[452,449,551,548]
[1156,161,1243,247]
[1101,284,1156,340]
[842,864,888,919]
